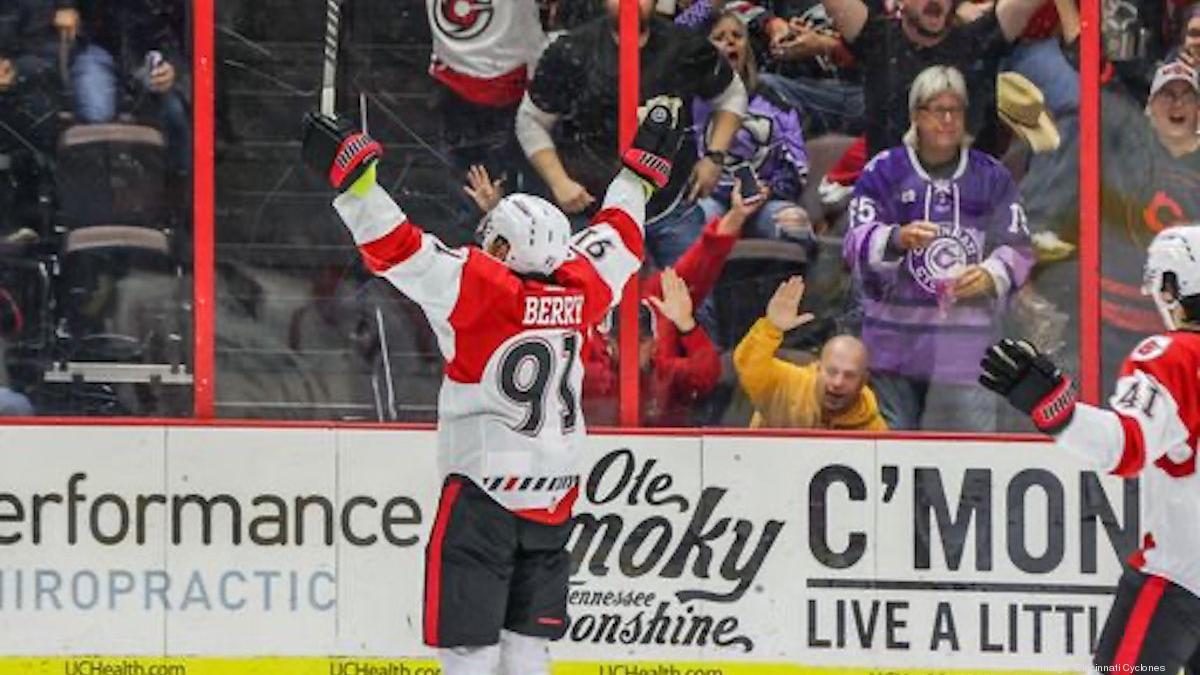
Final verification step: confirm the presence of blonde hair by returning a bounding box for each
[902,64,971,148]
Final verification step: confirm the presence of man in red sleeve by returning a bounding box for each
[582,181,769,426]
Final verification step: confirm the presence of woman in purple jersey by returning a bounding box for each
[843,65,1034,431]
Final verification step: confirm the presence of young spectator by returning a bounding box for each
[68,0,190,174]
[517,0,747,267]
[425,0,547,192]
[580,179,769,426]
[821,0,1046,157]
[734,275,886,429]
[842,65,1033,431]
[693,11,813,244]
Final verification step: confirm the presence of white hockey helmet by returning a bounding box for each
[1142,224,1200,330]
[477,193,572,276]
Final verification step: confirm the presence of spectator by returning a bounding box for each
[517,0,748,267]
[1020,60,1200,392]
[1168,2,1200,68]
[675,1,864,138]
[68,0,190,174]
[842,65,1033,431]
[580,180,769,426]
[692,11,814,245]
[734,275,886,429]
[425,0,547,202]
[0,0,65,233]
[766,1,866,139]
[821,0,1045,157]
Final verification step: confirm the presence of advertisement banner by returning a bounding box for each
[0,425,1134,673]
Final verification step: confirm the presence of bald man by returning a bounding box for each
[733,276,888,430]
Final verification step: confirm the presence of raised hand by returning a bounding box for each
[979,338,1076,433]
[301,112,382,191]
[766,275,816,332]
[647,268,697,333]
[463,165,505,213]
[623,95,684,190]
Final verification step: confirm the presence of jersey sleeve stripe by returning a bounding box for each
[1111,412,1147,477]
[358,221,424,274]
[592,207,644,261]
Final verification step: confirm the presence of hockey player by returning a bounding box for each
[980,225,1200,671]
[301,97,682,675]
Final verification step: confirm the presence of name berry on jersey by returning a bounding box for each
[523,294,584,327]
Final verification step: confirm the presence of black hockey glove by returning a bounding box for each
[979,338,1077,434]
[622,95,684,190]
[302,112,383,191]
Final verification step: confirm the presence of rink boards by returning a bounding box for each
[0,425,1134,674]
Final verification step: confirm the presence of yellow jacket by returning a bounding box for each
[733,318,888,431]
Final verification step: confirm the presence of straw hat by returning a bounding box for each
[997,71,1060,153]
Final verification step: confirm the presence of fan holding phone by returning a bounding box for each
[692,11,814,248]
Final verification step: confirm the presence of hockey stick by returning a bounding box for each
[321,0,344,115]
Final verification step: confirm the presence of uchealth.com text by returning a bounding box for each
[329,661,440,675]
[598,665,725,675]
[65,659,186,675]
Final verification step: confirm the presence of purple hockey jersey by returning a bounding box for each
[692,91,808,201]
[843,145,1034,383]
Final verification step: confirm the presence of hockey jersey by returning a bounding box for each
[425,0,548,107]
[333,175,646,524]
[842,145,1034,383]
[1057,331,1200,596]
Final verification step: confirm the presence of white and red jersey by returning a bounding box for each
[425,0,548,107]
[1056,331,1200,596]
[333,177,645,524]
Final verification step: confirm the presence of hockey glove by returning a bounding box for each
[622,95,684,190]
[979,338,1077,434]
[302,112,383,191]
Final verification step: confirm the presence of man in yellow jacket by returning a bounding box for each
[733,276,888,430]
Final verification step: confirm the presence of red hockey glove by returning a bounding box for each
[622,96,683,190]
[979,338,1077,434]
[302,111,383,191]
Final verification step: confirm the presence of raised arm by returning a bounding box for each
[302,113,507,357]
[995,0,1048,42]
[519,34,597,214]
[553,96,686,324]
[822,0,869,44]
[980,337,1188,477]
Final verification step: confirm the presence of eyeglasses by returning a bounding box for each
[919,104,965,120]
[1158,90,1199,105]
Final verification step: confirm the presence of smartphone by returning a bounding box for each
[733,164,764,205]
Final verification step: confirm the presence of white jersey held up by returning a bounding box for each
[1055,332,1200,596]
[333,172,648,524]
[425,0,547,107]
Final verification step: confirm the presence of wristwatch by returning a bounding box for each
[703,149,727,165]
